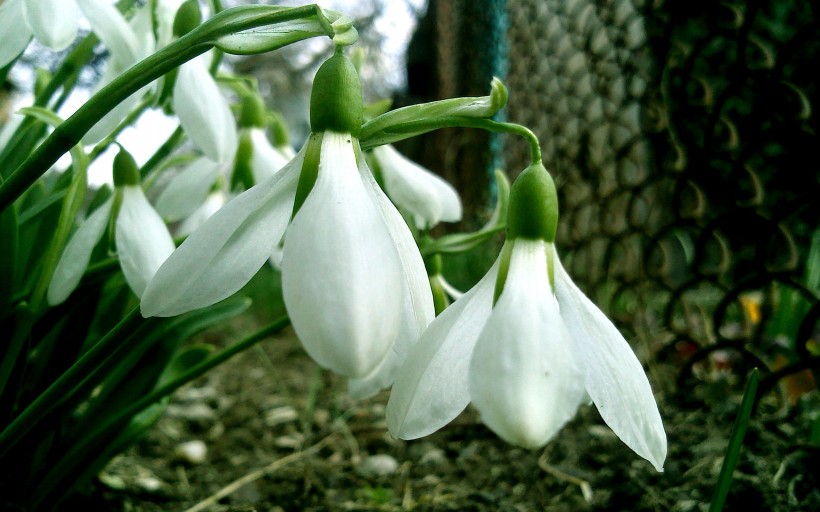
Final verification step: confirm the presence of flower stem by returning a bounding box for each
[361,116,542,165]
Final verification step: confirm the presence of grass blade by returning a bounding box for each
[709,367,760,512]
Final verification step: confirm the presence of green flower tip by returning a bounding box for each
[490,77,509,112]
[507,162,559,242]
[239,94,267,128]
[310,49,363,137]
[231,131,254,191]
[173,0,202,38]
[113,147,140,187]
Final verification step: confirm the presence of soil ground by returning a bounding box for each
[83,310,818,512]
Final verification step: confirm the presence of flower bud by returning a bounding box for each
[173,0,202,38]
[310,48,362,136]
[507,162,559,242]
[239,94,267,129]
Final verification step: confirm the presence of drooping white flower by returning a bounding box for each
[173,54,238,163]
[142,50,434,397]
[233,95,292,188]
[78,0,154,144]
[371,144,462,230]
[246,128,290,184]
[386,162,667,471]
[155,156,224,223]
[47,195,114,306]
[282,132,403,378]
[175,189,227,237]
[115,184,175,298]
[47,148,175,303]
[0,0,80,68]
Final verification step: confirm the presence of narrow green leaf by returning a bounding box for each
[0,204,18,316]
[709,368,760,512]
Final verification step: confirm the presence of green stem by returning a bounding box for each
[0,307,145,456]
[43,316,290,478]
[100,316,287,432]
[361,117,542,165]
[88,95,154,162]
[0,4,335,213]
[140,125,186,181]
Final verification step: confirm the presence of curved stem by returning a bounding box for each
[361,117,543,165]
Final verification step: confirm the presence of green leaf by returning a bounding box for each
[0,204,18,316]
[709,368,760,512]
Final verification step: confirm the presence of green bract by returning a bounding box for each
[507,162,558,242]
[239,94,268,128]
[309,49,363,136]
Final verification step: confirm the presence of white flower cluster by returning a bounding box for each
[23,2,665,471]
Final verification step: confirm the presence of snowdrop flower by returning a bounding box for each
[115,155,176,298]
[79,0,155,143]
[168,3,238,164]
[176,189,227,237]
[142,49,434,398]
[48,147,175,304]
[0,0,80,68]
[155,156,224,224]
[370,144,462,230]
[387,162,667,471]
[173,53,238,163]
[232,95,290,188]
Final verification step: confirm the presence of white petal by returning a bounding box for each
[386,257,499,440]
[76,0,141,65]
[116,185,175,298]
[173,57,238,163]
[47,197,114,306]
[281,132,403,378]
[141,148,304,317]
[348,157,435,398]
[249,128,290,183]
[372,144,462,229]
[175,190,226,237]
[0,0,33,68]
[554,248,667,471]
[154,0,184,49]
[469,240,585,449]
[23,0,78,51]
[155,157,222,222]
[128,2,155,58]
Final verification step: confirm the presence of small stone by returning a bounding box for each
[358,454,400,477]
[175,440,208,464]
[419,447,447,466]
[587,425,616,439]
[165,403,216,422]
[264,406,298,427]
[176,385,217,402]
[135,475,164,493]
